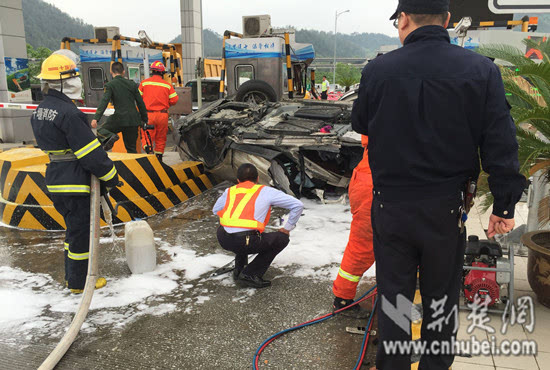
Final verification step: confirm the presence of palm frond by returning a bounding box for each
[513,106,550,125]
[514,63,550,88]
[478,44,536,67]
[528,75,550,108]
[516,127,550,174]
[503,78,542,108]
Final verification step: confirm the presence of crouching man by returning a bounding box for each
[213,163,304,288]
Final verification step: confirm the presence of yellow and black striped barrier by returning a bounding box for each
[449,16,538,33]
[0,148,216,231]
[284,33,294,99]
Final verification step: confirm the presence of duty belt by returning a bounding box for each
[225,229,261,237]
[147,109,169,113]
[49,153,78,162]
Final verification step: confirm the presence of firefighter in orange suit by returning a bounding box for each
[332,135,375,317]
[138,61,178,161]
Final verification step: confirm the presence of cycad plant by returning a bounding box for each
[476,39,550,210]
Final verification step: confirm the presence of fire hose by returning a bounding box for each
[38,175,105,370]
[253,285,378,370]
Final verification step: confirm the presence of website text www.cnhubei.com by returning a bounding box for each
[383,336,537,357]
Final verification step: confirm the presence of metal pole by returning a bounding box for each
[38,175,101,370]
[527,170,545,232]
[333,10,349,90]
[197,57,203,109]
[143,48,150,79]
[333,10,337,88]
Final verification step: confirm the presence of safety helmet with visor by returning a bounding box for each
[38,54,82,100]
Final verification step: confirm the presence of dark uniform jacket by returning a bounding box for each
[352,25,525,218]
[93,75,148,126]
[31,89,119,195]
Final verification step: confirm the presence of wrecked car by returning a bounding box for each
[173,99,363,199]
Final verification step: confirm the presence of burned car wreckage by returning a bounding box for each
[174,99,363,199]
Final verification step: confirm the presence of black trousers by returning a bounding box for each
[372,192,466,370]
[321,91,328,100]
[51,194,91,290]
[97,121,139,153]
[216,226,290,277]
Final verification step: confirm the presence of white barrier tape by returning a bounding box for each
[0,102,114,116]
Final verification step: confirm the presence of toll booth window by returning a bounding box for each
[89,68,105,90]
[235,65,254,90]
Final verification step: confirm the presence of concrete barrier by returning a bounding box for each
[0,148,215,230]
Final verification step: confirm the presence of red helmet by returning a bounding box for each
[150,61,166,73]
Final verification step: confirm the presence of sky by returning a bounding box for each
[43,0,400,43]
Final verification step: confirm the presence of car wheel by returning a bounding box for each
[235,80,278,103]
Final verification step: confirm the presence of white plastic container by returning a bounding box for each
[124,220,156,274]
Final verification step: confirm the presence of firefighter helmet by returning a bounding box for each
[150,61,166,73]
[37,54,80,80]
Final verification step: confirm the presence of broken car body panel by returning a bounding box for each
[173,99,363,198]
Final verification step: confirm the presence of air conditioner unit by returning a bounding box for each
[242,15,271,38]
[94,27,120,42]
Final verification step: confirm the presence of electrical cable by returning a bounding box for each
[253,285,378,370]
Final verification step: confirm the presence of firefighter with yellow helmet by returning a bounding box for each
[30,54,120,293]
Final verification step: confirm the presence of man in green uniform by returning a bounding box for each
[91,62,148,153]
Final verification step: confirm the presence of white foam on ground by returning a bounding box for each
[1,198,374,340]
[275,199,376,280]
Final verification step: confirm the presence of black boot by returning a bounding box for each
[333,297,371,319]
[236,272,271,288]
[102,134,119,151]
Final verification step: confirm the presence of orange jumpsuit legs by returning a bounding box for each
[332,169,375,300]
[141,112,169,154]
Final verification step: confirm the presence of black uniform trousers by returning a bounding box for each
[321,91,328,100]
[97,121,139,153]
[372,192,466,370]
[216,226,290,277]
[51,194,91,290]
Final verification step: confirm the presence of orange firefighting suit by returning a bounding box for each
[332,135,375,300]
[138,75,179,154]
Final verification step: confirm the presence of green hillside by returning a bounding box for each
[22,0,93,51]
[21,0,549,59]
[171,29,400,59]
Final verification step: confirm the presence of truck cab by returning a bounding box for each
[223,16,315,102]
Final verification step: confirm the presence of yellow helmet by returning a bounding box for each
[37,54,80,80]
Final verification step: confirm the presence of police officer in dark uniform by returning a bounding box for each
[31,54,120,293]
[352,1,526,368]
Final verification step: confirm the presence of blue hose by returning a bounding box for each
[353,296,378,370]
[253,285,378,369]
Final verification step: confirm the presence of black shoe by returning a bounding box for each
[232,268,241,281]
[236,272,271,288]
[102,134,119,151]
[333,297,371,319]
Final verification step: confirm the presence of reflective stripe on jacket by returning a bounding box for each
[138,75,179,111]
[30,89,119,195]
[217,183,271,232]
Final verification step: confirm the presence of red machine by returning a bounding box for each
[462,235,511,307]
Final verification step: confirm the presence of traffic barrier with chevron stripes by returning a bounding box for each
[0,148,216,230]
